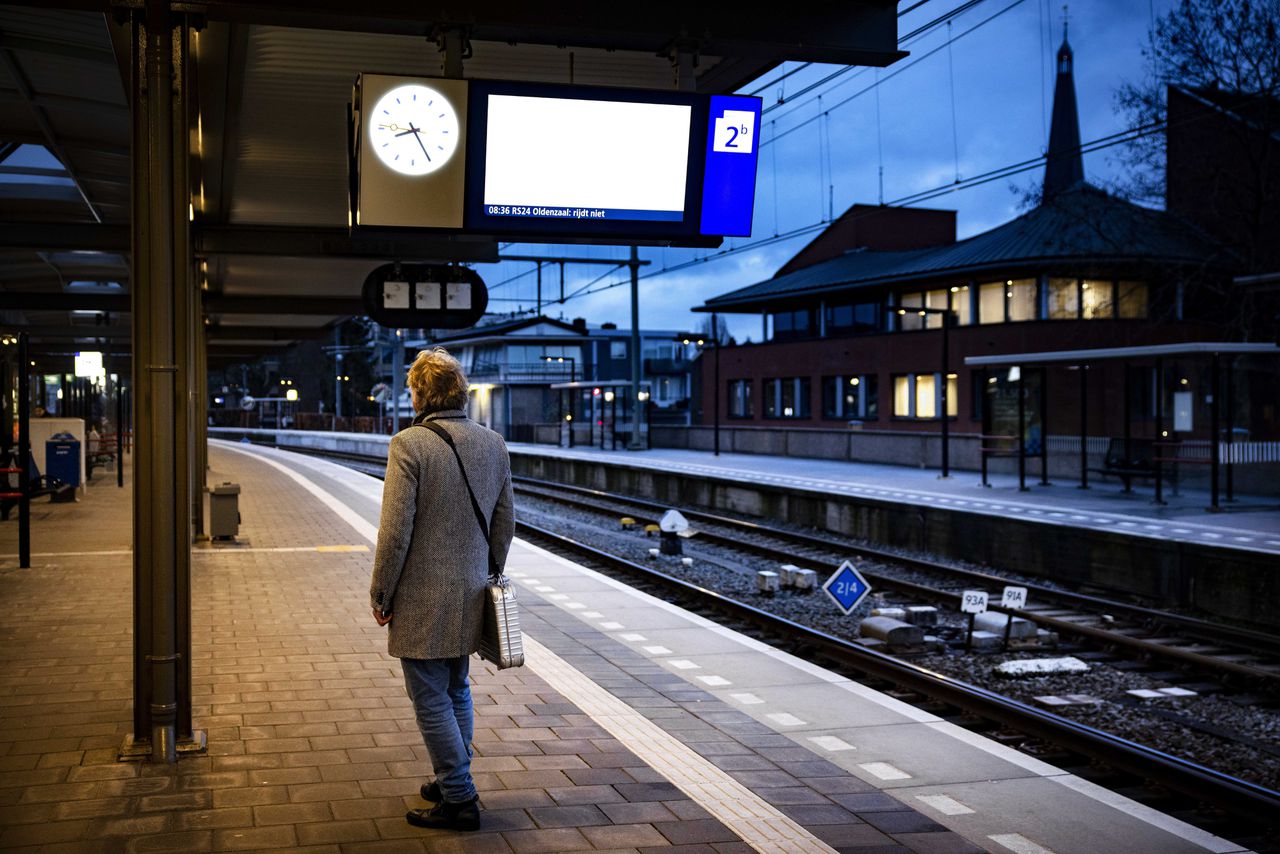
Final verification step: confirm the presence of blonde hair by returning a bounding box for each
[407,347,469,413]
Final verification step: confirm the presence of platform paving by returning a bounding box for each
[0,444,971,853]
[505,443,1280,555]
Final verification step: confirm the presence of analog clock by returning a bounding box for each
[369,84,459,176]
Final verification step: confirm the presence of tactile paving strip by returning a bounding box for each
[524,635,838,854]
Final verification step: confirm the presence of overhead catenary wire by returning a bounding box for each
[489,115,1175,309]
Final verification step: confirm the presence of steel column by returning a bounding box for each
[1210,352,1220,511]
[1017,366,1027,491]
[1155,357,1165,505]
[627,246,643,450]
[127,5,198,762]
[1039,368,1048,486]
[712,312,721,457]
[1078,365,1088,489]
[940,311,950,478]
[18,333,31,569]
[1225,355,1235,502]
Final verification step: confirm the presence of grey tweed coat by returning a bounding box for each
[370,410,515,659]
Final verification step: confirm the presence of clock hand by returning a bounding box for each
[408,123,431,161]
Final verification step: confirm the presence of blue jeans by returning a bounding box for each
[401,656,477,803]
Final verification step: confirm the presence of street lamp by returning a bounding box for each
[896,306,955,478]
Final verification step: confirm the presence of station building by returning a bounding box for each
[686,34,1280,487]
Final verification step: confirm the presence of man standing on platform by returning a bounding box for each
[369,347,515,832]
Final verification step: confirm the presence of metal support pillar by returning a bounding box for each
[125,4,201,763]
[940,312,950,478]
[1210,352,1220,511]
[1154,357,1165,505]
[18,333,31,569]
[1017,366,1027,491]
[117,375,125,488]
[334,327,343,420]
[1078,365,1089,488]
[193,311,208,536]
[712,312,721,457]
[1225,356,1235,502]
[1122,364,1133,493]
[391,331,404,431]
[536,262,542,316]
[1039,368,1049,486]
[627,246,644,450]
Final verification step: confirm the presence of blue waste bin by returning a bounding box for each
[46,433,81,488]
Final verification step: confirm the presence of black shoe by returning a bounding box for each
[419,780,442,803]
[405,797,480,832]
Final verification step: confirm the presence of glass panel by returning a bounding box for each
[946,374,958,417]
[915,373,937,419]
[797,378,811,417]
[781,377,796,417]
[773,313,793,335]
[853,303,879,331]
[1008,279,1037,322]
[864,375,878,419]
[898,292,923,331]
[1118,281,1148,319]
[1082,280,1114,319]
[925,289,948,329]
[764,379,779,417]
[792,310,811,334]
[845,376,860,418]
[951,286,971,325]
[822,376,840,418]
[826,304,854,330]
[978,282,1004,324]
[893,375,911,416]
[1048,278,1078,319]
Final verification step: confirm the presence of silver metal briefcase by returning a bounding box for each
[479,575,524,669]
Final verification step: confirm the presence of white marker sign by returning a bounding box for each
[960,590,989,614]
[1001,586,1028,610]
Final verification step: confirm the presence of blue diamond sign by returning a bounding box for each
[823,561,872,615]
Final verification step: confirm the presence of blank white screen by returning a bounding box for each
[483,95,692,213]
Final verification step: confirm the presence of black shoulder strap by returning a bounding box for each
[418,421,502,578]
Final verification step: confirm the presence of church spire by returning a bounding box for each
[1043,10,1084,200]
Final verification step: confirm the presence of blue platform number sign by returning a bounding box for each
[822,560,872,616]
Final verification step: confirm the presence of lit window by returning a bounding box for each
[978,283,1004,324]
[951,285,971,325]
[1082,280,1114,319]
[893,375,912,416]
[915,373,937,419]
[925,289,949,329]
[1007,279,1037,322]
[1048,278,1078,319]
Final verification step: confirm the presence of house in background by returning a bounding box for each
[416,316,696,442]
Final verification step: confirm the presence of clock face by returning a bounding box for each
[370,84,459,176]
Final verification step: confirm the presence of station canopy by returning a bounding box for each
[0,1,903,367]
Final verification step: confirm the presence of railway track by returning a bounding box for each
[513,519,1280,848]
[247,441,1280,847]
[512,476,1280,688]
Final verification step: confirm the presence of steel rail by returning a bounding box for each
[515,519,1280,828]
[513,477,1280,672]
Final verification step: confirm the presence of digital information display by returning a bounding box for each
[352,75,762,243]
[483,95,692,222]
